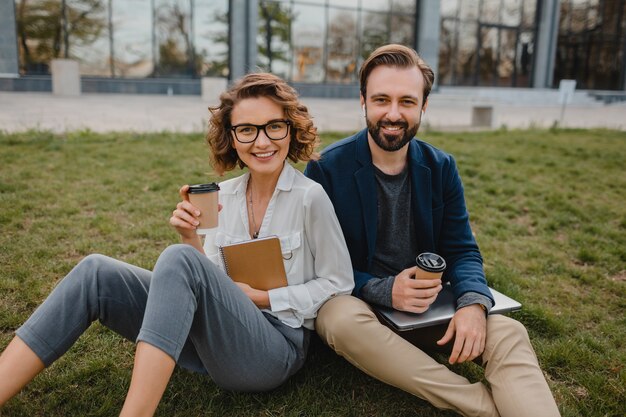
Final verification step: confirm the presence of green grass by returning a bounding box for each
[1,128,625,417]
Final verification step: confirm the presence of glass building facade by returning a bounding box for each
[253,0,416,84]
[555,0,626,89]
[7,0,626,92]
[439,0,539,87]
[14,0,229,78]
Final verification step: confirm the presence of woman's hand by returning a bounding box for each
[170,185,202,240]
[235,282,270,309]
[170,185,222,253]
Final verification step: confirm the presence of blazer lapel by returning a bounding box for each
[408,140,434,251]
[354,131,378,261]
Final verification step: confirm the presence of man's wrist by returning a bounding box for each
[360,276,395,308]
[456,291,492,315]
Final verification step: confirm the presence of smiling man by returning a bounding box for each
[304,44,560,417]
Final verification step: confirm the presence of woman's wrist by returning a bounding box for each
[253,289,271,309]
[180,234,204,253]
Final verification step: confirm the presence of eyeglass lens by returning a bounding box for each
[234,121,289,142]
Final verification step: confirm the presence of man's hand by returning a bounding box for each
[437,304,487,364]
[391,266,442,313]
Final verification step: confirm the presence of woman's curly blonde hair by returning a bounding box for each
[206,73,319,175]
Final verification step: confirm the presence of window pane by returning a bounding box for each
[258,0,292,79]
[441,0,460,18]
[522,0,537,28]
[14,0,113,75]
[392,0,415,13]
[480,0,501,24]
[438,18,457,85]
[459,0,479,21]
[194,0,228,77]
[389,12,414,45]
[112,0,153,77]
[326,9,358,83]
[559,0,571,32]
[329,0,359,8]
[66,0,110,76]
[362,0,390,12]
[569,0,587,32]
[154,0,193,77]
[517,31,534,86]
[587,0,600,31]
[360,10,388,61]
[391,0,415,45]
[456,21,478,85]
[496,29,516,86]
[501,0,522,26]
[291,4,325,82]
[478,26,498,85]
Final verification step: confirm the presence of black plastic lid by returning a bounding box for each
[415,252,446,272]
[187,183,220,194]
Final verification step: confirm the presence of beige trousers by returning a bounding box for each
[315,295,560,417]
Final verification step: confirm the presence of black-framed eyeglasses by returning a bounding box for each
[230,120,291,143]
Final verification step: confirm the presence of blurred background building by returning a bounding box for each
[1,0,624,97]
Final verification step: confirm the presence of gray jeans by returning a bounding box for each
[16,244,309,392]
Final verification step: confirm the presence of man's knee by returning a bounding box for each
[489,315,529,340]
[315,295,376,348]
[486,315,532,358]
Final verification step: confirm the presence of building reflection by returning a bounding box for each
[10,0,626,92]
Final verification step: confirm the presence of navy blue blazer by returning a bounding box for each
[304,129,492,304]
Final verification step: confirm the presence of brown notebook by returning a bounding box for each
[219,235,288,290]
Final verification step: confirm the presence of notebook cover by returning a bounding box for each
[219,236,288,290]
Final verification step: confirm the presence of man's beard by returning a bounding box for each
[366,117,419,152]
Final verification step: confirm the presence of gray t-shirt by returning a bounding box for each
[369,165,418,278]
[360,164,492,312]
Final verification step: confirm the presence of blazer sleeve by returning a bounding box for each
[305,160,375,297]
[439,156,493,304]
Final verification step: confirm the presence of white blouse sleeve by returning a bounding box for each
[267,183,354,320]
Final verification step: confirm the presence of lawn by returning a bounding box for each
[0,128,624,417]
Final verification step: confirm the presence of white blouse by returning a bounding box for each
[203,163,354,330]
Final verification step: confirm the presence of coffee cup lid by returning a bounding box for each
[188,183,220,193]
[416,252,446,272]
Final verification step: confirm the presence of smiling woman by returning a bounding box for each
[0,73,354,416]
[230,97,292,180]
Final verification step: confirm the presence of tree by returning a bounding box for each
[153,1,194,76]
[199,8,229,77]
[16,0,106,73]
[326,11,358,82]
[258,0,292,74]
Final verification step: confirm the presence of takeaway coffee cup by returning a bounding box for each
[187,183,220,234]
[415,252,446,280]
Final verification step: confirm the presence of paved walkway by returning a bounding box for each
[1,91,625,133]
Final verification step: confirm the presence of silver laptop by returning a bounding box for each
[375,285,522,331]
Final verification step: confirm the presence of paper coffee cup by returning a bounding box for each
[187,183,220,234]
[415,252,446,280]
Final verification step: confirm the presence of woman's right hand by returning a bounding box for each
[170,185,202,240]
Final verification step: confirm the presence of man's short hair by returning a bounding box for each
[359,44,435,102]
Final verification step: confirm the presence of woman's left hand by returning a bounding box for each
[235,282,270,309]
